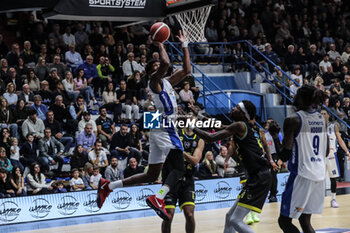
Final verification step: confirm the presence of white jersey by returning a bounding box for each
[265,131,276,154]
[148,79,183,152]
[326,122,340,178]
[328,123,337,154]
[289,110,327,181]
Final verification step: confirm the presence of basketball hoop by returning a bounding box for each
[174,5,212,42]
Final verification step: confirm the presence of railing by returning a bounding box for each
[166,40,350,131]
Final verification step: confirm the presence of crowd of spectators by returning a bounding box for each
[1,0,349,197]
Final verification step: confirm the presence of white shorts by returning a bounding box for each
[280,174,325,219]
[326,153,340,178]
[148,129,183,164]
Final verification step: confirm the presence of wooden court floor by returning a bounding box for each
[20,195,350,233]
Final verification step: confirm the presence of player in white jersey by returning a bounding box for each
[97,31,191,221]
[270,85,329,233]
[320,109,350,208]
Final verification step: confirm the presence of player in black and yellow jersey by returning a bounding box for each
[161,127,205,233]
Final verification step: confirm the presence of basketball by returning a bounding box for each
[150,22,171,43]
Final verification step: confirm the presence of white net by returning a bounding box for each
[174,5,212,42]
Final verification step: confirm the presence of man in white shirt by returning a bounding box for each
[62,26,76,46]
[88,140,108,170]
[78,111,97,136]
[319,54,332,75]
[122,52,141,78]
[327,43,341,62]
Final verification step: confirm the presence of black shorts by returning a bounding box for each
[164,176,195,211]
[237,167,271,213]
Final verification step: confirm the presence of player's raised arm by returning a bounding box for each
[167,30,191,87]
[193,122,246,143]
[184,139,205,166]
[149,42,170,93]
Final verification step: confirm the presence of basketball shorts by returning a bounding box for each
[164,176,195,211]
[280,173,325,219]
[237,167,271,213]
[149,130,183,164]
[326,153,340,178]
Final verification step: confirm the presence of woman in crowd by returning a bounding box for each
[25,69,41,92]
[34,57,50,81]
[82,162,93,190]
[0,147,12,172]
[70,144,89,171]
[197,151,218,179]
[102,82,122,124]
[12,99,29,128]
[62,71,79,102]
[74,68,96,105]
[10,166,26,196]
[26,162,52,195]
[127,70,147,103]
[14,57,28,79]
[129,123,148,163]
[3,82,18,107]
[0,128,11,156]
[0,97,18,138]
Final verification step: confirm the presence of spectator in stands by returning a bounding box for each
[70,145,89,171]
[215,146,236,178]
[25,69,40,92]
[97,56,115,94]
[341,45,350,65]
[77,123,96,153]
[10,166,26,196]
[0,147,12,172]
[327,43,341,62]
[63,26,75,47]
[143,92,154,110]
[20,133,42,168]
[34,57,50,81]
[322,65,336,86]
[48,24,63,47]
[75,23,89,51]
[0,167,15,198]
[127,71,147,103]
[49,55,66,78]
[197,151,218,179]
[319,54,332,75]
[330,78,344,101]
[330,99,347,121]
[6,43,20,67]
[18,84,34,106]
[50,95,77,136]
[123,157,144,179]
[179,81,195,110]
[74,68,97,105]
[0,97,18,138]
[0,58,10,82]
[9,137,23,172]
[65,44,83,70]
[82,162,93,190]
[22,108,45,140]
[12,99,29,127]
[314,76,325,91]
[333,57,343,77]
[44,110,73,154]
[6,68,23,92]
[15,57,28,80]
[122,52,141,79]
[78,111,97,136]
[3,82,18,106]
[54,180,67,193]
[53,81,72,108]
[117,80,139,123]
[26,162,52,195]
[38,128,65,173]
[110,124,140,165]
[130,123,148,162]
[0,128,11,156]
[31,95,48,121]
[88,140,108,172]
[90,166,102,190]
[96,107,115,148]
[0,34,7,58]
[21,41,36,68]
[89,26,104,49]
[63,71,79,102]
[37,81,53,105]
[291,66,303,82]
[205,20,219,42]
[69,96,86,121]
[284,45,298,71]
[75,55,98,93]
[102,82,122,124]
[306,44,321,76]
[105,157,123,181]
[70,168,85,191]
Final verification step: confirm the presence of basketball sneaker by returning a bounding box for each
[251,211,260,223]
[96,178,112,208]
[146,195,170,221]
[331,199,339,208]
[246,212,254,225]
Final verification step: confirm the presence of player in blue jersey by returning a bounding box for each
[270,85,329,233]
[96,31,190,221]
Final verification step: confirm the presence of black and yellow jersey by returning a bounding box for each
[178,129,200,176]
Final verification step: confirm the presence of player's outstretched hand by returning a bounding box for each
[153,40,163,47]
[176,30,185,43]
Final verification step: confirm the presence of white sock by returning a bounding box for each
[331,192,336,200]
[108,180,123,190]
[155,185,170,200]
